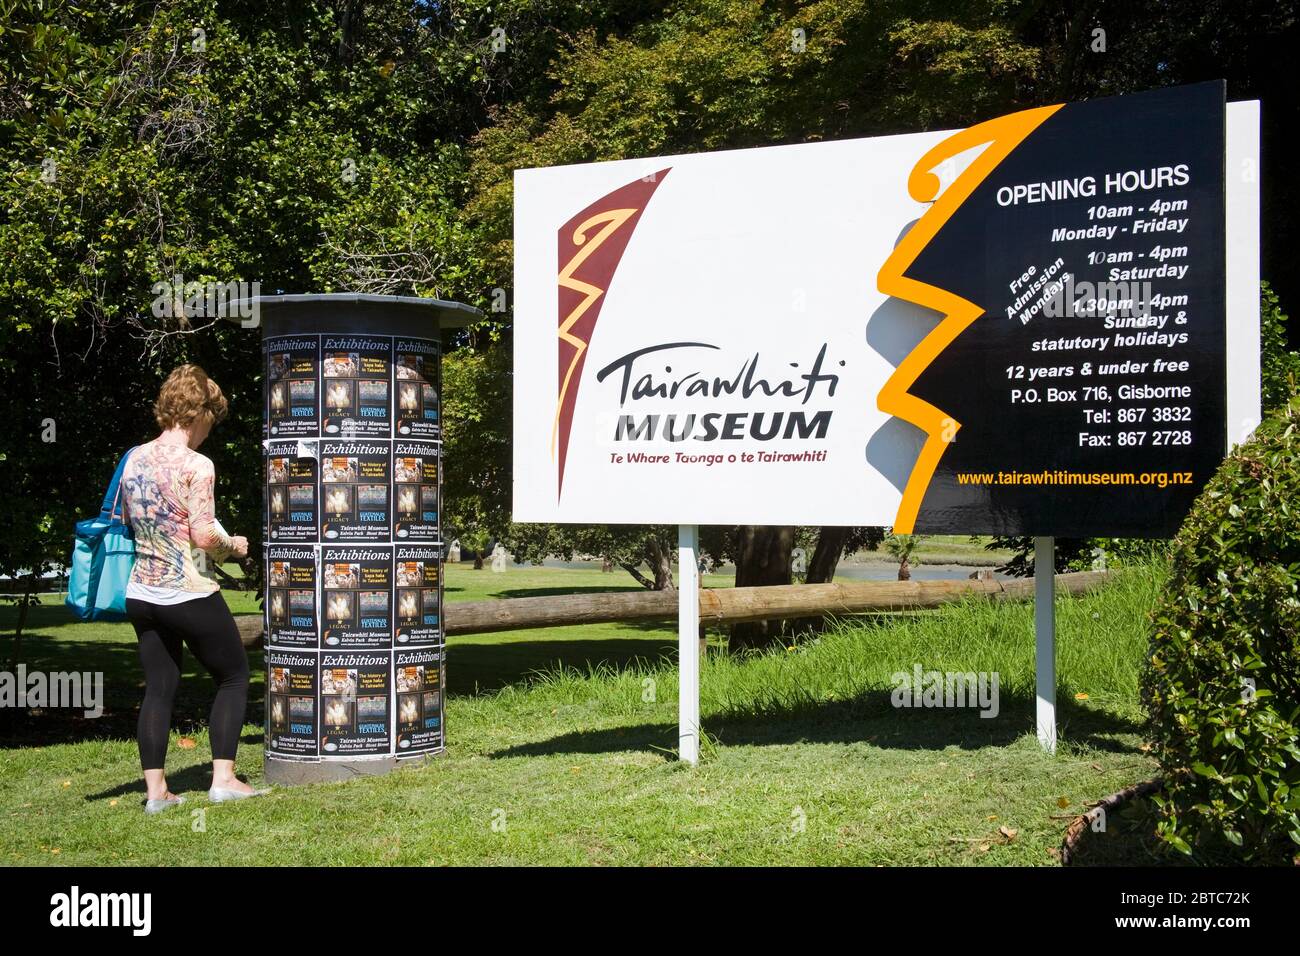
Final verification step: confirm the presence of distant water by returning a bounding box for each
[826,563,1010,582]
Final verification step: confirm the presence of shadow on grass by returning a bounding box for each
[83,761,221,802]
[1064,794,1191,866]
[3,628,678,748]
[79,730,268,804]
[487,690,1144,759]
[7,612,1144,773]
[1,602,87,633]
[0,628,267,752]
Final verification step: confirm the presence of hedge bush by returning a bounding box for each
[1144,396,1300,863]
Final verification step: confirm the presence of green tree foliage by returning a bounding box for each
[441,344,512,539]
[0,0,679,611]
[885,533,926,581]
[464,0,1061,604]
[2,0,1296,642]
[461,0,1298,626]
[0,0,529,600]
[1143,395,1300,863]
[508,523,679,590]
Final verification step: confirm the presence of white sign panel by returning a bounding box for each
[513,85,1259,535]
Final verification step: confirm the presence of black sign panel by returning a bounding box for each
[267,441,318,542]
[393,441,440,541]
[320,651,391,756]
[395,646,443,754]
[261,322,447,766]
[394,337,442,438]
[321,336,393,437]
[266,650,319,757]
[321,545,392,649]
[394,545,442,646]
[266,336,321,438]
[267,545,318,648]
[320,440,391,542]
[901,82,1226,536]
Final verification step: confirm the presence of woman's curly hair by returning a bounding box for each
[154,364,228,430]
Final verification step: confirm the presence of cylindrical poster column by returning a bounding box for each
[248,294,478,786]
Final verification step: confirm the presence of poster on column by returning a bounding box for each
[266,441,318,542]
[267,545,319,648]
[321,546,393,649]
[266,335,321,438]
[393,442,440,540]
[394,337,442,438]
[321,440,391,542]
[512,82,1261,537]
[395,647,443,754]
[266,649,319,757]
[320,651,391,756]
[395,545,442,645]
[322,336,393,437]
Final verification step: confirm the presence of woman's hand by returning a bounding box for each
[229,535,249,559]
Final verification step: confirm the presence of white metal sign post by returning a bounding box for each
[1034,537,1057,754]
[678,525,701,765]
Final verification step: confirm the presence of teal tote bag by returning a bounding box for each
[66,447,138,622]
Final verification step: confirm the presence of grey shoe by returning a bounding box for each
[208,786,271,803]
[144,794,186,815]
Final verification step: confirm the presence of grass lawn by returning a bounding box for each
[0,562,1167,866]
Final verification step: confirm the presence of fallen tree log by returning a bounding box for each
[697,571,1108,625]
[236,570,1110,649]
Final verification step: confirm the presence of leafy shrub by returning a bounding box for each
[1262,281,1299,412]
[1143,396,1300,862]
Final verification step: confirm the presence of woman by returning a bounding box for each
[120,364,266,813]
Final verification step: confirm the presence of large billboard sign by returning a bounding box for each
[513,82,1260,535]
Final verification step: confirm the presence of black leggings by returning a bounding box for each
[125,592,250,770]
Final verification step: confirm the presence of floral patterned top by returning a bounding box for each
[121,440,234,594]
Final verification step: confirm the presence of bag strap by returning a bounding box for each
[99,446,139,521]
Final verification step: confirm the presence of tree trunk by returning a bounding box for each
[620,562,657,589]
[647,536,675,591]
[337,0,365,62]
[898,555,911,581]
[729,525,795,651]
[1054,0,1099,100]
[11,574,35,670]
[794,526,851,635]
[473,553,484,570]
[806,527,849,585]
[601,556,613,573]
